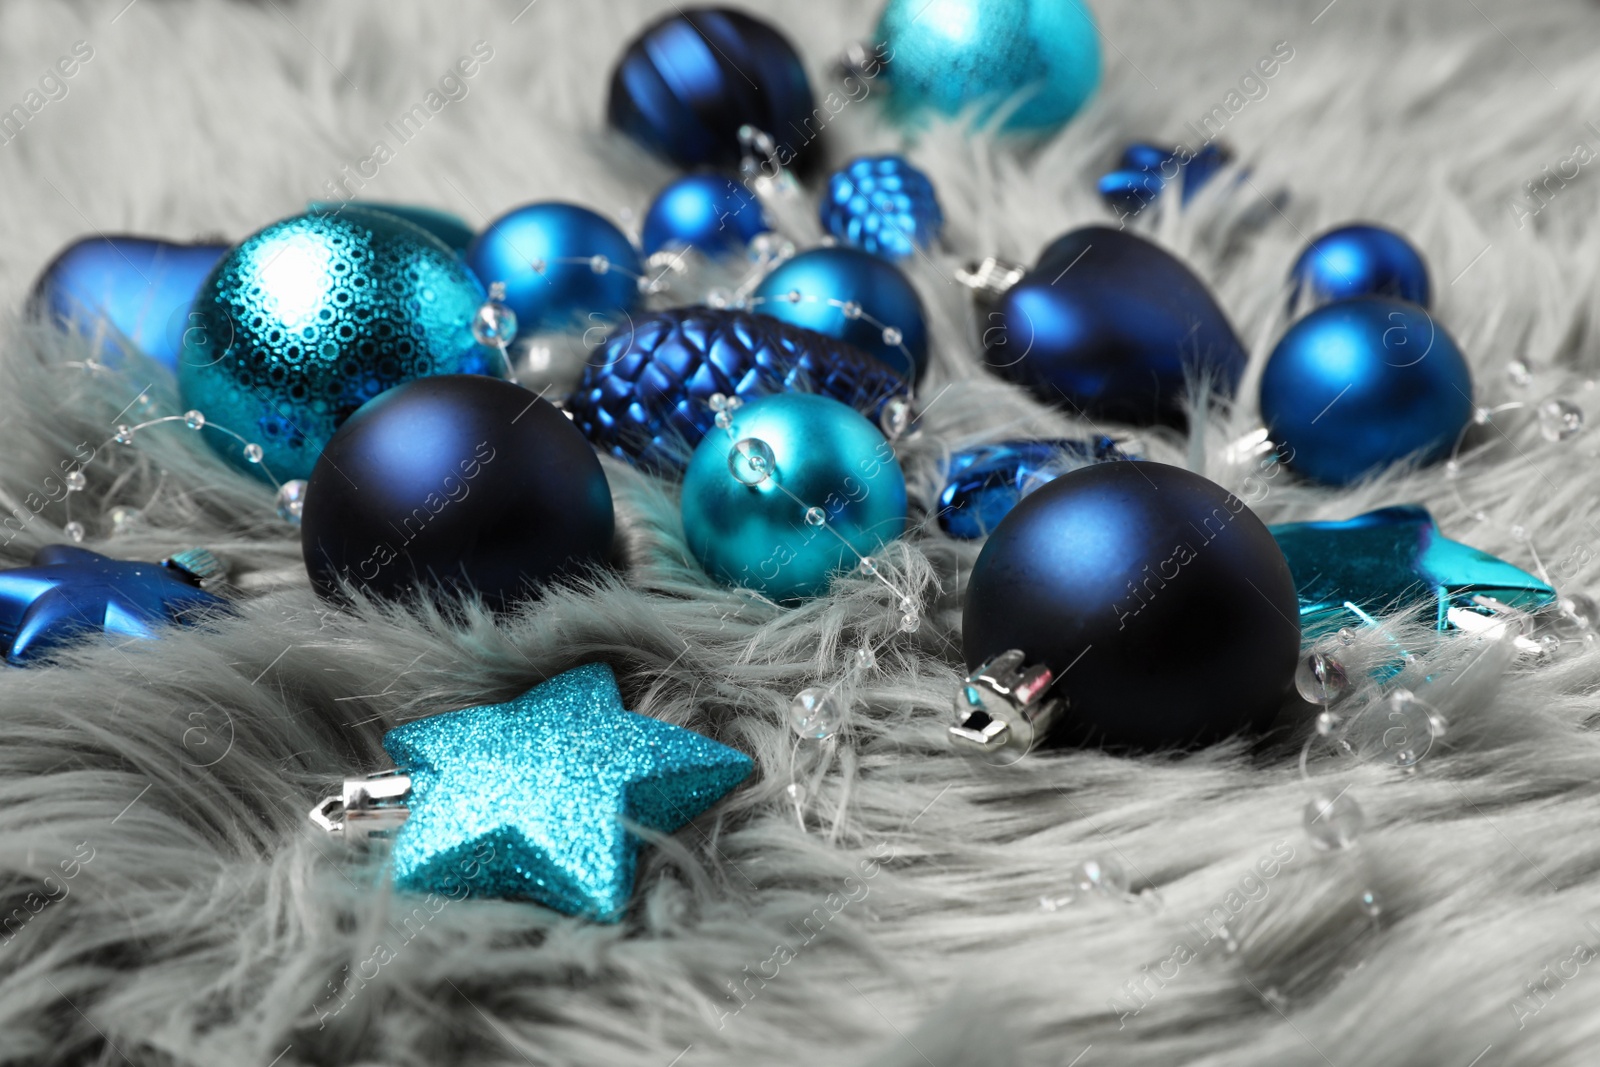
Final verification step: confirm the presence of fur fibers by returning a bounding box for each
[0,0,1598,1064]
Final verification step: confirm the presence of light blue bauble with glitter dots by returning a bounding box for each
[874,0,1101,134]
[680,393,907,603]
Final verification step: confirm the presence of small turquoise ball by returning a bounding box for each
[1289,224,1432,310]
[680,393,907,602]
[1260,297,1473,486]
[819,155,944,261]
[641,175,767,257]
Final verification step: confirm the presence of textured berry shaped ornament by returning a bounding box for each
[820,155,944,261]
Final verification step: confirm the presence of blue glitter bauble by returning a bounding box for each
[464,202,642,340]
[819,155,944,261]
[751,247,928,383]
[1097,142,1231,217]
[938,437,1126,540]
[963,461,1300,750]
[1289,224,1431,310]
[608,7,819,171]
[640,175,767,256]
[568,306,910,475]
[680,393,907,602]
[307,201,476,253]
[1260,297,1473,486]
[179,209,501,482]
[986,226,1247,426]
[873,0,1100,134]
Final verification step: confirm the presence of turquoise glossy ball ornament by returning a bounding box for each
[873,0,1101,134]
[680,394,907,602]
[179,208,502,482]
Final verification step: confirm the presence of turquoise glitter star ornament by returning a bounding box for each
[312,663,752,921]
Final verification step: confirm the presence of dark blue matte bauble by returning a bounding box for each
[962,461,1301,750]
[307,201,476,252]
[568,306,910,475]
[985,226,1248,426]
[1098,142,1231,217]
[819,155,944,261]
[751,247,928,383]
[608,7,818,172]
[32,235,228,372]
[1260,297,1473,486]
[640,175,767,256]
[465,202,642,340]
[938,437,1126,540]
[301,375,614,610]
[1289,224,1431,310]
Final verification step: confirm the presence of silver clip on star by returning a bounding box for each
[310,769,413,839]
[949,649,1064,758]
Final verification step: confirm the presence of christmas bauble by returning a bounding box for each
[680,393,906,602]
[873,0,1100,134]
[819,155,944,261]
[465,202,642,340]
[300,375,614,609]
[180,208,501,481]
[962,461,1300,750]
[1259,297,1472,486]
[751,247,928,383]
[641,175,767,257]
[307,201,476,252]
[1097,142,1231,217]
[568,306,911,474]
[938,436,1126,540]
[608,7,819,172]
[1289,224,1430,310]
[985,226,1247,426]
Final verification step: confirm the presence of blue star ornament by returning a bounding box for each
[382,663,753,921]
[1269,505,1557,637]
[0,545,227,665]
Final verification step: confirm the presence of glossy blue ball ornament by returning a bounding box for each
[819,155,944,261]
[752,247,928,383]
[1289,224,1431,310]
[1098,142,1231,217]
[32,235,228,371]
[180,208,502,482]
[640,175,767,257]
[609,7,819,171]
[308,201,476,253]
[1260,297,1473,486]
[465,202,642,340]
[680,393,907,602]
[938,436,1126,540]
[963,461,1301,750]
[873,0,1101,134]
[986,226,1247,426]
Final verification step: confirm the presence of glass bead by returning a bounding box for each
[275,479,308,523]
[708,393,729,412]
[243,443,264,464]
[470,301,518,347]
[728,437,776,486]
[881,326,903,346]
[706,288,732,309]
[64,470,86,493]
[1360,889,1382,919]
[789,687,843,740]
[1295,651,1351,705]
[183,410,206,430]
[857,556,879,576]
[841,301,863,320]
[64,521,84,543]
[713,411,734,430]
[898,610,920,633]
[589,255,610,274]
[113,425,134,445]
[804,506,826,526]
[109,506,140,534]
[1510,524,1527,541]
[1314,710,1340,736]
[879,396,912,439]
[1473,407,1492,425]
[1068,857,1129,897]
[1444,459,1460,479]
[854,646,876,672]
[1537,397,1583,441]
[1303,788,1364,850]
[1506,359,1533,387]
[531,258,547,274]
[785,289,803,304]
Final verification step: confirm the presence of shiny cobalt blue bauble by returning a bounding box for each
[752,247,928,383]
[680,393,907,602]
[465,202,642,340]
[1289,224,1431,310]
[300,375,614,610]
[32,235,228,371]
[307,201,476,253]
[873,0,1101,134]
[819,155,944,261]
[938,436,1127,540]
[180,208,501,482]
[640,175,767,257]
[568,306,911,475]
[1098,142,1231,217]
[962,461,1301,750]
[609,7,818,171]
[1260,297,1473,486]
[986,226,1247,426]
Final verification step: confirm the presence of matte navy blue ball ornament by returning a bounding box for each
[608,7,819,172]
[1289,224,1431,310]
[953,461,1300,754]
[300,375,614,610]
[985,226,1248,426]
[752,247,928,383]
[819,155,944,261]
[1259,297,1473,486]
[641,175,767,257]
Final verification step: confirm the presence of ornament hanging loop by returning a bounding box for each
[310,769,413,838]
[949,649,1064,758]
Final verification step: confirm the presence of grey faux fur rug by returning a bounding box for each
[2,0,1599,1064]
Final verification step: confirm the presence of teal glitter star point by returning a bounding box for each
[381,662,753,921]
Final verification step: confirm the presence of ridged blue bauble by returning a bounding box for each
[179,208,502,482]
[963,461,1300,750]
[680,393,907,602]
[1260,297,1473,486]
[641,175,767,257]
[986,226,1247,426]
[307,201,476,253]
[32,235,227,371]
[465,202,642,340]
[608,7,819,172]
[819,155,944,261]
[568,306,910,475]
[874,0,1101,134]
[752,247,928,383]
[1289,224,1431,310]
